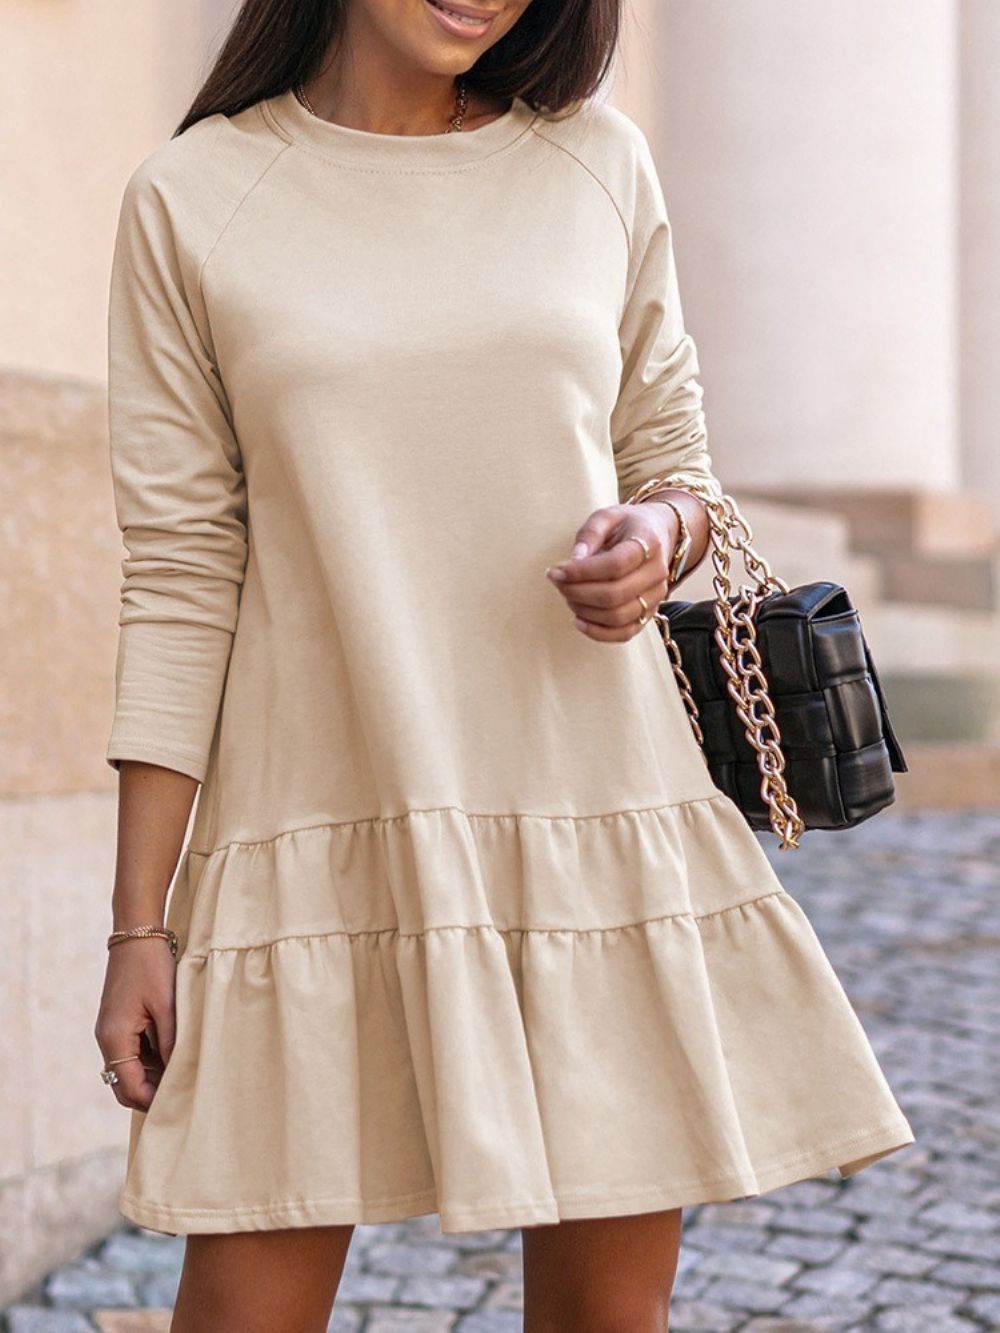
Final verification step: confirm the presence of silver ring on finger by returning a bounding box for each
[624,534,651,563]
[636,593,650,626]
[101,1053,141,1085]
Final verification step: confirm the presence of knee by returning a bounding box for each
[534,1293,671,1333]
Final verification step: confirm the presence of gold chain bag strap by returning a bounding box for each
[627,477,805,851]
[629,477,908,849]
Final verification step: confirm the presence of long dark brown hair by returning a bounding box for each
[174,0,621,137]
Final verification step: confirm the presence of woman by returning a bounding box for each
[94,0,915,1327]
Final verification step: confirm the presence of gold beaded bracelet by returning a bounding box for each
[107,926,179,957]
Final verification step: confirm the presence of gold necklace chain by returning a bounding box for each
[293,75,470,133]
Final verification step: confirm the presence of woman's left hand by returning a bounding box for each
[545,501,679,642]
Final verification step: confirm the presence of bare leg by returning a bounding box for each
[522,1208,683,1332]
[170,1224,355,1333]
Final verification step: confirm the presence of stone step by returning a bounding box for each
[740,485,998,560]
[866,602,1000,676]
[881,671,1000,745]
[892,743,1000,809]
[878,549,998,612]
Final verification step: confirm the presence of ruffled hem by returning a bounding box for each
[120,793,916,1233]
[120,1119,914,1237]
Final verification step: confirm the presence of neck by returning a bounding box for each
[303,15,512,135]
[303,30,479,135]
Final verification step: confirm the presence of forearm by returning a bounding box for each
[111,761,198,932]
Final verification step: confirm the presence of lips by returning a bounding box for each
[428,0,495,19]
[425,0,497,39]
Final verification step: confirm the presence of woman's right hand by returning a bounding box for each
[94,936,177,1112]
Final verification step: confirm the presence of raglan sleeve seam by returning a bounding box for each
[104,138,254,783]
[606,116,723,505]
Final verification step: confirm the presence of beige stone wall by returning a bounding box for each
[638,0,961,496]
[0,369,129,1305]
[0,0,233,383]
[0,0,236,1301]
[960,0,1000,515]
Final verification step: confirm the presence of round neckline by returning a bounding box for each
[261,87,539,170]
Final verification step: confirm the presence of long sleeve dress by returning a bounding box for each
[104,86,915,1236]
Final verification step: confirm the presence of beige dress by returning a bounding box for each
[104,86,915,1235]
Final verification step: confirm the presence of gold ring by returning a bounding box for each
[101,1053,141,1085]
[625,534,651,562]
[637,593,649,626]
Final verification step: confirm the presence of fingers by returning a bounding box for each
[552,527,660,587]
[95,950,177,1113]
[565,507,628,562]
[568,581,669,637]
[546,501,683,642]
[149,1001,176,1068]
[561,553,668,617]
[570,578,668,642]
[94,1025,161,1111]
[546,506,675,641]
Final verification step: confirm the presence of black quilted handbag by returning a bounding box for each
[630,480,909,850]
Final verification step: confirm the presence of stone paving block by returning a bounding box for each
[965,1292,1000,1325]
[926,1157,1000,1193]
[92,1315,173,1332]
[327,1308,363,1333]
[665,1299,741,1331]
[395,1276,487,1310]
[690,1250,801,1287]
[673,1246,705,1279]
[869,1275,961,1309]
[831,1179,928,1218]
[341,1244,367,1275]
[452,1251,521,1281]
[681,1223,771,1252]
[698,1277,792,1314]
[361,1217,445,1245]
[477,1281,522,1311]
[46,1266,137,1310]
[365,1310,456,1332]
[136,1273,179,1308]
[853,1242,938,1277]
[929,1257,1000,1289]
[763,1232,847,1265]
[790,1262,879,1300]
[448,1230,512,1251]
[690,1201,777,1227]
[761,1180,846,1209]
[334,1272,399,1304]
[97,1233,185,1274]
[873,1309,979,1332]
[453,1313,522,1333]
[777,1293,873,1327]
[769,1206,855,1236]
[741,1321,842,1333]
[365,1243,457,1278]
[918,1201,997,1232]
[352,1220,439,1251]
[672,1272,715,1302]
[921,1227,1000,1262]
[854,1216,936,1247]
[5,1311,96,1333]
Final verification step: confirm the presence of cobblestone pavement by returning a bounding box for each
[4,810,998,1332]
